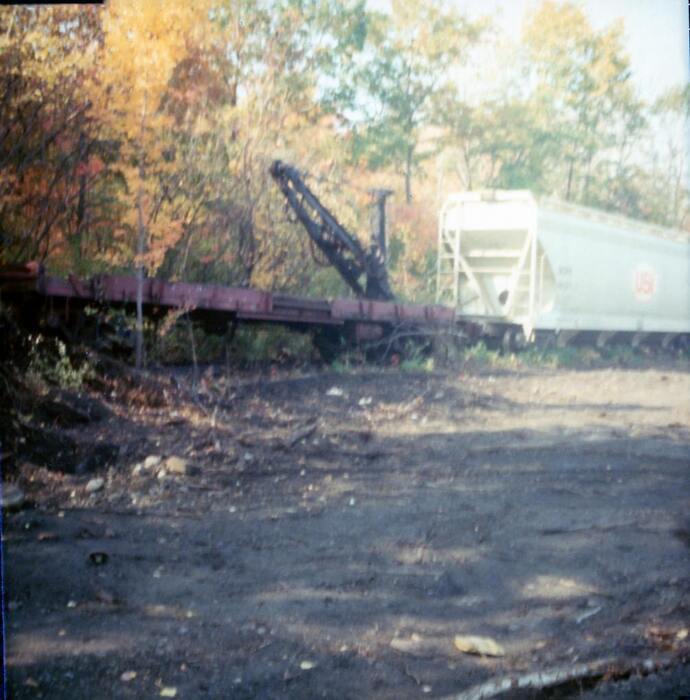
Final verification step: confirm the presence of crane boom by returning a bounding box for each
[270,160,394,301]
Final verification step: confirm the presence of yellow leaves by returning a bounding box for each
[524,0,633,114]
[192,114,212,138]
[121,204,138,232]
[2,9,95,94]
[143,216,184,273]
[101,0,213,118]
[23,29,45,49]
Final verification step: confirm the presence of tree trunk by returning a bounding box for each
[405,145,413,204]
[565,158,574,201]
[76,130,87,264]
[135,167,145,370]
[135,97,148,370]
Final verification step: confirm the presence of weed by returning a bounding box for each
[228,326,313,367]
[26,335,91,391]
[330,348,368,373]
[460,341,515,369]
[400,356,435,372]
[331,355,353,374]
[601,344,643,367]
[456,341,606,370]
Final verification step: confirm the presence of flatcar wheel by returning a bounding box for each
[501,328,527,353]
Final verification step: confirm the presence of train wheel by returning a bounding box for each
[501,328,526,353]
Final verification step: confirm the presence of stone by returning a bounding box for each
[453,635,505,657]
[390,634,434,656]
[144,455,163,470]
[165,456,189,475]
[85,478,104,493]
[132,463,143,477]
[432,570,466,597]
[2,484,25,511]
[88,551,109,566]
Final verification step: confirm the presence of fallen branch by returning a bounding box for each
[285,422,317,448]
[342,321,471,361]
[440,655,682,700]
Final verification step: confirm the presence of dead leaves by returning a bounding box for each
[645,624,689,651]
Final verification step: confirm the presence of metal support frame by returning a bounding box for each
[631,332,649,348]
[436,218,494,312]
[437,195,540,341]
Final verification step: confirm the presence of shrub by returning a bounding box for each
[26,335,91,391]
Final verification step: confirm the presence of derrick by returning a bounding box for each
[269,160,394,301]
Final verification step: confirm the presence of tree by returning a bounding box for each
[98,0,212,367]
[644,85,690,228]
[0,6,110,268]
[155,0,370,297]
[436,90,562,192]
[334,0,484,203]
[523,1,643,204]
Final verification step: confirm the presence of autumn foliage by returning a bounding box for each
[0,1,688,303]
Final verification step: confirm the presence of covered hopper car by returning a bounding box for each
[437,191,690,348]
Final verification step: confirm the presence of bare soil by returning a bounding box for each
[4,361,690,698]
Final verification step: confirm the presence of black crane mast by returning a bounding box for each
[269,160,394,301]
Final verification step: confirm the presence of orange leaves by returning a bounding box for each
[94,1,219,277]
[75,157,104,179]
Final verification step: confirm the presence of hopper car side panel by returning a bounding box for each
[438,191,690,340]
[536,208,690,334]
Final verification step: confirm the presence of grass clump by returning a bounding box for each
[399,356,435,372]
[27,335,92,391]
[227,325,314,368]
[331,352,361,373]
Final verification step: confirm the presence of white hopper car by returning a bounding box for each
[436,191,690,348]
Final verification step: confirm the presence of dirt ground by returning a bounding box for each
[3,360,690,698]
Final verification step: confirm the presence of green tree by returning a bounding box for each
[335,0,484,203]
[523,0,644,204]
[156,0,368,295]
[436,90,560,192]
[644,84,690,228]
